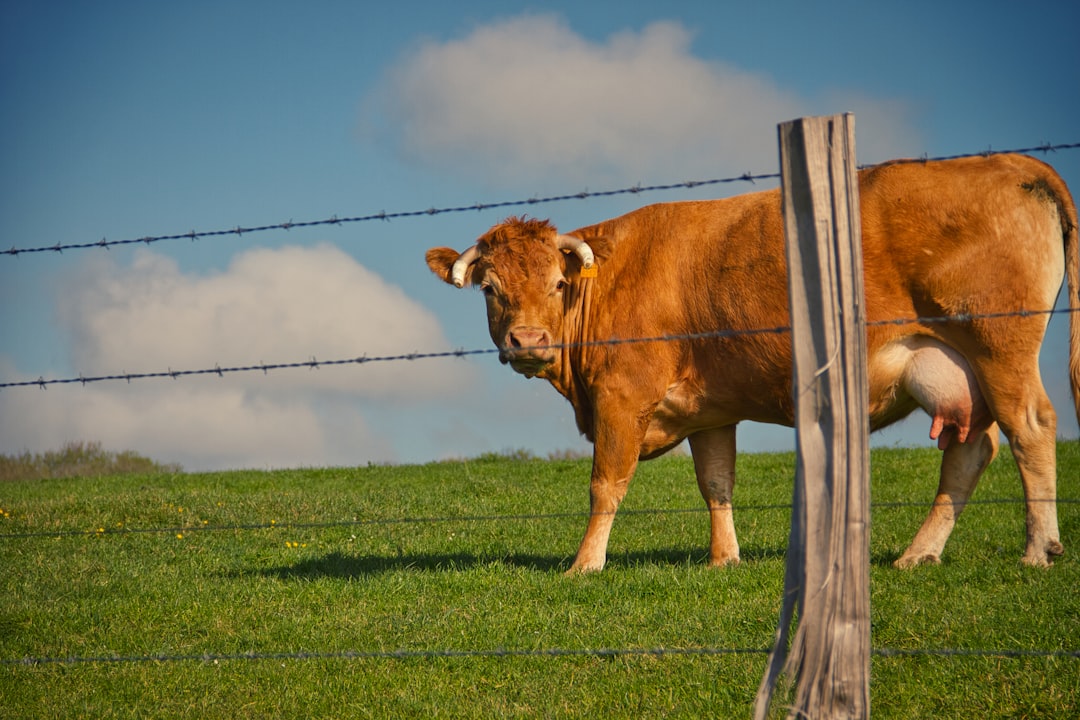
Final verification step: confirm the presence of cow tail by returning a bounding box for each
[1059,176,1080,428]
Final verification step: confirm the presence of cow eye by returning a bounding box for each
[555,279,567,292]
[480,282,494,296]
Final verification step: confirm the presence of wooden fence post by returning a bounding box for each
[753,113,871,720]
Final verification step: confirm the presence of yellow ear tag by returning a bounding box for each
[580,265,598,278]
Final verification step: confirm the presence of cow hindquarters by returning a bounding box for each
[895,423,999,568]
[688,426,740,567]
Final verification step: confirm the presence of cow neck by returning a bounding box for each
[554,275,594,401]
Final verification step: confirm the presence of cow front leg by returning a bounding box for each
[688,425,740,567]
[567,407,645,575]
[895,422,999,568]
[567,472,634,574]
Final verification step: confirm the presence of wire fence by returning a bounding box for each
[1,142,1077,393]
[3,140,1079,674]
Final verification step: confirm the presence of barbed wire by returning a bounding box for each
[5,643,1077,668]
[2,305,1076,391]
[0,174,778,258]
[898,141,1080,163]
[3,142,1077,258]
[1,496,1075,541]
[0,346,498,390]
[3,645,770,667]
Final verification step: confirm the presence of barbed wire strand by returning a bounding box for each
[3,142,1078,258]
[5,644,1077,668]
[2,305,1076,391]
[1,497,1076,541]
[1,174,778,257]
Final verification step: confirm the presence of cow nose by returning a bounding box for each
[507,327,551,350]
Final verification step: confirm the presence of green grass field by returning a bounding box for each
[2,443,1078,718]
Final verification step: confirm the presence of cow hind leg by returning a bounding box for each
[985,372,1063,566]
[895,423,999,568]
[688,425,740,567]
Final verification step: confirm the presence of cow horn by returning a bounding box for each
[556,234,595,269]
[450,245,481,288]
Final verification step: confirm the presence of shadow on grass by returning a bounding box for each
[259,550,565,578]
[871,550,905,567]
[253,544,790,580]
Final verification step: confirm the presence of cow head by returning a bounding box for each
[426,217,595,379]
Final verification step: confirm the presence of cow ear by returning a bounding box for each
[564,233,612,274]
[426,247,466,286]
[585,234,613,264]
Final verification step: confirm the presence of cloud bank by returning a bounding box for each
[0,245,476,470]
[368,14,919,188]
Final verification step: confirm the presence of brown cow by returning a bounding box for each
[426,154,1079,573]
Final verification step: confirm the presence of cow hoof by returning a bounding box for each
[708,555,741,568]
[893,552,941,569]
[565,561,604,576]
[1021,540,1063,568]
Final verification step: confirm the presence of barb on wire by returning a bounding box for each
[1,305,1076,391]
[4,141,1078,258]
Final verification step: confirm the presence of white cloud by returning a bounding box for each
[59,244,465,398]
[0,245,478,470]
[366,14,920,188]
[0,376,378,471]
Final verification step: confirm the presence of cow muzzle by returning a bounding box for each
[500,326,557,377]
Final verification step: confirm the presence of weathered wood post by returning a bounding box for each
[753,113,871,720]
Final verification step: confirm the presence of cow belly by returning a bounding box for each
[639,378,761,459]
[639,383,700,459]
[871,337,992,450]
[639,336,992,456]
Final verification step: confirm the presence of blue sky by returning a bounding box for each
[2,1,1078,470]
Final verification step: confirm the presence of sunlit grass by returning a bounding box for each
[1,443,1077,718]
